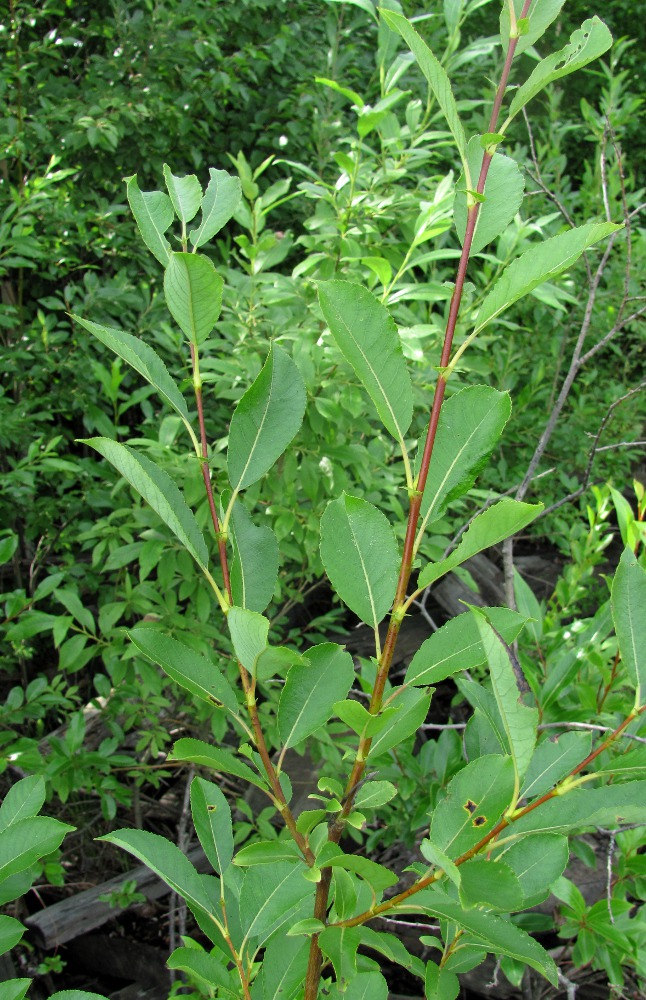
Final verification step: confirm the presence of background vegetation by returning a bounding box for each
[1,0,644,996]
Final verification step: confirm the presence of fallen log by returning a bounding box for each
[24,844,210,950]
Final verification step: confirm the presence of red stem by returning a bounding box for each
[303,10,533,997]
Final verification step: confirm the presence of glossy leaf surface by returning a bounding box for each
[239,862,312,947]
[381,11,468,170]
[406,606,525,686]
[227,607,269,676]
[170,738,266,790]
[0,775,46,832]
[318,281,412,442]
[190,168,242,247]
[191,777,234,876]
[420,386,511,523]
[474,610,538,783]
[74,317,191,427]
[520,731,592,800]
[164,252,224,346]
[98,828,216,916]
[320,493,399,629]
[125,175,173,265]
[454,137,525,255]
[419,500,542,589]
[410,888,558,984]
[278,643,355,748]
[80,439,208,568]
[506,18,613,122]
[612,547,646,706]
[500,0,567,55]
[128,629,238,713]
[230,503,279,613]
[228,344,306,491]
[474,222,621,335]
[163,164,202,224]
[430,755,515,859]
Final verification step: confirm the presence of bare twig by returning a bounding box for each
[503,123,641,606]
[541,381,646,517]
[558,969,578,1000]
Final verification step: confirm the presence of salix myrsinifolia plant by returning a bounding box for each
[38,3,646,999]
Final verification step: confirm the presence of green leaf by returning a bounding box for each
[163,164,202,224]
[230,503,279,613]
[98,828,216,917]
[420,839,461,888]
[474,222,622,335]
[368,687,432,759]
[430,755,515,859]
[320,493,399,629]
[511,781,646,836]
[406,606,526,686]
[164,252,224,346]
[0,979,31,1000]
[520,731,592,800]
[473,610,538,784]
[80,439,208,568]
[0,817,74,882]
[234,840,301,866]
[333,700,399,739]
[321,0,376,19]
[419,386,511,524]
[250,936,310,1000]
[167,948,232,995]
[327,972,388,1000]
[227,607,269,676]
[227,344,306,492]
[287,917,326,936]
[255,645,306,682]
[418,500,542,589]
[73,317,191,427]
[357,927,424,979]
[125,175,174,265]
[49,994,110,1000]
[318,281,412,442]
[190,777,234,876]
[128,628,238,714]
[0,532,18,567]
[190,168,242,248]
[595,746,646,780]
[354,780,397,810]
[425,962,459,1000]
[0,914,25,955]
[319,848,397,894]
[454,137,525,255]
[496,834,569,907]
[170,738,267,790]
[458,857,524,911]
[239,862,312,946]
[506,18,613,123]
[410,888,558,984]
[500,0,567,55]
[278,643,355,748]
[0,775,45,832]
[381,10,468,173]
[319,926,361,985]
[612,547,646,707]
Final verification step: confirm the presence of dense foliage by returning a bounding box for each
[1,1,645,998]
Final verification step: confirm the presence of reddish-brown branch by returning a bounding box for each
[303,12,533,997]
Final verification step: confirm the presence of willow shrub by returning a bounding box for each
[26,4,646,1000]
